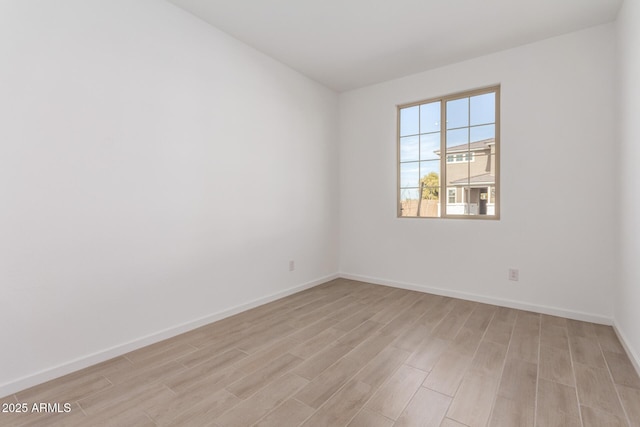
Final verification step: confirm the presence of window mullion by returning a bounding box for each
[418,103,422,216]
[440,99,447,218]
[468,98,471,215]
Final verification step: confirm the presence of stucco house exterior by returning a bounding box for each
[438,137,496,215]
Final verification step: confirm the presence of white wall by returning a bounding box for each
[0,0,339,395]
[339,24,617,322]
[616,0,640,371]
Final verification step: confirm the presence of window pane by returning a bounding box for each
[470,92,495,126]
[478,186,492,215]
[400,106,419,136]
[446,187,469,215]
[446,157,469,189]
[489,154,496,179]
[470,124,495,142]
[482,155,496,214]
[400,135,419,162]
[420,133,440,160]
[420,101,441,134]
[400,162,419,188]
[469,188,481,215]
[482,171,496,186]
[420,186,440,202]
[400,188,419,200]
[418,187,440,217]
[400,188,419,217]
[446,128,468,149]
[446,97,469,129]
[446,156,469,215]
[470,149,484,172]
[420,160,440,191]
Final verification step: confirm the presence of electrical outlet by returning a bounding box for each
[508,268,519,281]
[289,260,295,271]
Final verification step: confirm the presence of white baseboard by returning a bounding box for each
[4,271,622,398]
[612,322,640,378]
[346,272,638,375]
[0,273,338,398]
[340,272,613,325]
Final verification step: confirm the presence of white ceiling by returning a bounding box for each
[167,0,623,92]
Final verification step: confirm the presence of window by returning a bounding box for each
[448,188,456,204]
[446,153,475,163]
[398,86,500,219]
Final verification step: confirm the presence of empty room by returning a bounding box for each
[1,0,639,426]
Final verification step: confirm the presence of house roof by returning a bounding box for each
[450,173,495,186]
[442,138,495,154]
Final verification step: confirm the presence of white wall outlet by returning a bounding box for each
[289,260,295,271]
[508,268,519,281]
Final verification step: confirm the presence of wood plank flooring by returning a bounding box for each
[2,279,639,426]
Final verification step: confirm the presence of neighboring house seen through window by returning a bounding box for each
[398,86,500,219]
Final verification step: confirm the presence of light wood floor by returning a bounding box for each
[2,279,640,427]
